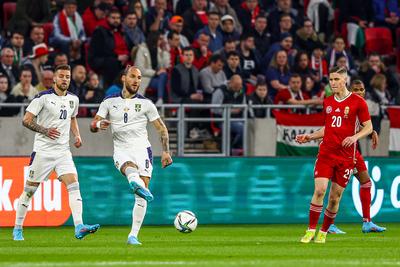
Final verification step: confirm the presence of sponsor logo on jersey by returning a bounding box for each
[135,104,141,112]
[344,106,350,118]
[0,157,70,227]
[69,101,74,109]
[326,106,332,114]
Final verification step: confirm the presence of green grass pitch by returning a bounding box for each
[0,224,399,267]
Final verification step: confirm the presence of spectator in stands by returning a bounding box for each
[248,77,273,118]
[165,16,190,48]
[8,32,25,67]
[129,0,147,32]
[135,31,170,104]
[53,52,69,68]
[334,55,354,84]
[0,48,19,91]
[215,39,236,59]
[373,0,400,39]
[22,43,51,87]
[223,51,243,79]
[236,0,262,33]
[220,15,241,43]
[0,74,8,105]
[23,26,45,56]
[69,65,87,99]
[265,50,291,99]
[123,11,146,51]
[105,70,124,97]
[306,0,334,41]
[274,73,322,112]
[170,47,202,103]
[326,36,356,75]
[238,34,260,85]
[271,13,296,43]
[295,18,324,55]
[35,68,54,92]
[6,0,51,36]
[89,8,129,88]
[210,0,242,34]
[146,0,172,33]
[263,33,295,70]
[212,74,246,152]
[196,11,223,52]
[303,75,320,98]
[310,44,328,84]
[292,51,319,83]
[199,54,227,101]
[358,53,399,98]
[268,0,302,35]
[167,31,182,69]
[192,32,212,70]
[50,0,86,61]
[83,72,104,117]
[366,73,391,133]
[82,2,110,37]
[251,14,271,56]
[10,67,38,101]
[183,0,208,43]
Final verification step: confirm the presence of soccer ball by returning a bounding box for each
[174,210,198,233]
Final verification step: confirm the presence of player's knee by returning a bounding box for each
[328,194,341,207]
[121,162,138,175]
[314,188,326,199]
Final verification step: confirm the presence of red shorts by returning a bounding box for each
[355,151,367,173]
[314,155,355,188]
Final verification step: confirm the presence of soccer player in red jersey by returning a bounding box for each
[296,67,373,243]
[328,80,386,233]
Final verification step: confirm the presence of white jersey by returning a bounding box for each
[26,88,79,155]
[96,93,160,150]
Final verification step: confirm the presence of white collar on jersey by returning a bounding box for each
[334,92,352,103]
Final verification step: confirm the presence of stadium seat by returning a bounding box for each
[42,22,54,45]
[396,28,400,73]
[3,2,17,29]
[364,27,393,56]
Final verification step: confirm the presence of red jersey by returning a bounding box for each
[319,93,370,161]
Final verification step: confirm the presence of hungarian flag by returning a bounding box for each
[387,107,400,156]
[274,111,324,156]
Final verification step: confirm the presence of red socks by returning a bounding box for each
[309,203,323,230]
[360,180,372,222]
[321,209,337,232]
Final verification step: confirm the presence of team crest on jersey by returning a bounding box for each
[344,106,350,118]
[135,104,141,112]
[123,107,129,112]
[326,106,332,114]
[69,101,74,109]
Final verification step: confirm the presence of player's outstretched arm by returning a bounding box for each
[90,115,111,133]
[22,111,60,140]
[295,127,325,144]
[152,118,173,168]
[71,117,82,148]
[342,120,373,148]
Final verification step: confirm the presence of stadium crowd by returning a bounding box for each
[1,0,400,140]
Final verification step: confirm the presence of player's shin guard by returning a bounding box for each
[360,180,372,222]
[321,209,337,232]
[309,203,323,230]
[14,185,38,229]
[129,195,147,238]
[67,182,83,226]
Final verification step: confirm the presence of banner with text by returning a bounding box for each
[274,111,324,156]
[388,107,400,156]
[1,157,399,226]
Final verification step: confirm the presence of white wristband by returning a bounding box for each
[96,120,102,129]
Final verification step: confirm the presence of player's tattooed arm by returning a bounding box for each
[152,118,173,168]
[90,115,111,132]
[23,111,60,139]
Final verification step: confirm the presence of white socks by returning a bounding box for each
[125,166,145,188]
[129,195,147,237]
[15,185,38,229]
[67,182,83,226]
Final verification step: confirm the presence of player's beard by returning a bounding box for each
[55,81,69,92]
[125,83,139,95]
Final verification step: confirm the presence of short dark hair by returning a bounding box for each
[55,64,71,72]
[329,66,347,75]
[351,79,364,87]
[11,31,24,38]
[19,66,32,76]
[108,7,121,17]
[255,14,267,20]
[209,54,224,64]
[167,30,179,40]
[207,11,221,17]
[182,47,194,53]
[223,38,236,45]
[279,13,291,21]
[226,51,240,59]
[290,73,302,80]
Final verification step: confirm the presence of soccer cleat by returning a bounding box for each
[362,221,386,233]
[129,181,154,202]
[13,229,24,241]
[300,229,315,243]
[127,236,142,245]
[314,231,327,243]
[74,223,100,239]
[328,224,346,234]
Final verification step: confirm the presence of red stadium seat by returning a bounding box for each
[42,22,54,45]
[3,2,17,29]
[364,27,393,56]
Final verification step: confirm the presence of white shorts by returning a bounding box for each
[27,150,77,183]
[113,146,153,178]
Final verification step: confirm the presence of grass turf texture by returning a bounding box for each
[0,224,399,267]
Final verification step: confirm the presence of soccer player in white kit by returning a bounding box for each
[90,66,173,245]
[13,64,100,241]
